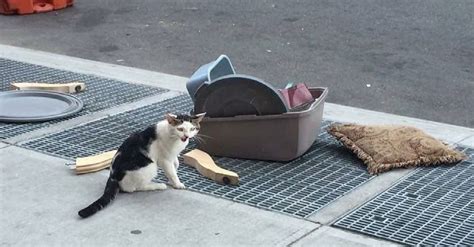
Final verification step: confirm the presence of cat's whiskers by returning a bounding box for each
[192,135,206,145]
[196,133,214,140]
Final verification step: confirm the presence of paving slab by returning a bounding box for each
[0,146,318,246]
[291,226,400,247]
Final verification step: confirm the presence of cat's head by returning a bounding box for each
[165,113,206,142]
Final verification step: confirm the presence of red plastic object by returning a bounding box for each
[0,0,73,15]
[279,83,315,109]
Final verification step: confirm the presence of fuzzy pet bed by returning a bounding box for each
[328,123,467,174]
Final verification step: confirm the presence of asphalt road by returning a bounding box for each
[0,0,473,127]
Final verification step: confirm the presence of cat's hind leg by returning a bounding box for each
[119,162,160,192]
[119,176,136,193]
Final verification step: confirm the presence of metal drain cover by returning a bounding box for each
[334,155,474,246]
[0,90,83,123]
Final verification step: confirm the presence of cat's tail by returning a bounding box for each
[78,177,120,218]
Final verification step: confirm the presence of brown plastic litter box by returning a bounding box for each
[197,87,328,161]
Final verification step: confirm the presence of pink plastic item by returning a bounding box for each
[279,83,314,109]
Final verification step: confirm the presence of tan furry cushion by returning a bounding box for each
[328,123,467,175]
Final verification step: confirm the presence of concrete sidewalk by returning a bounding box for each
[1,145,317,246]
[0,45,472,246]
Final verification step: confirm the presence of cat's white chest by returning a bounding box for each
[148,139,187,163]
[172,140,188,153]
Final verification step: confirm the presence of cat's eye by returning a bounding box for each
[177,127,184,131]
[191,127,196,131]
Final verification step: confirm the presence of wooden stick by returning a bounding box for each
[11,82,86,93]
[76,160,113,174]
[76,163,112,174]
[74,150,117,175]
[183,149,239,185]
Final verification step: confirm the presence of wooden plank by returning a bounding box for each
[74,150,117,174]
[11,82,86,93]
[183,149,239,185]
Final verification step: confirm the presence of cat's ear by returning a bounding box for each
[166,113,180,126]
[192,112,206,123]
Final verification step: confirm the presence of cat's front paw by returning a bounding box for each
[172,182,186,189]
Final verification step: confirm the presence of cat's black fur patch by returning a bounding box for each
[176,114,192,122]
[111,125,157,178]
[78,125,159,218]
[176,113,202,129]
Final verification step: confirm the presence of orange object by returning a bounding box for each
[0,0,73,15]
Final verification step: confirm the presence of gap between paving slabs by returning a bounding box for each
[20,94,375,219]
[0,58,167,139]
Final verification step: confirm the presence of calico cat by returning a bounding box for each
[78,113,205,218]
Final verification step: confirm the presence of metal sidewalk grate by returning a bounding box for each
[21,95,191,159]
[0,58,166,139]
[334,147,474,246]
[157,138,372,218]
[21,95,373,218]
